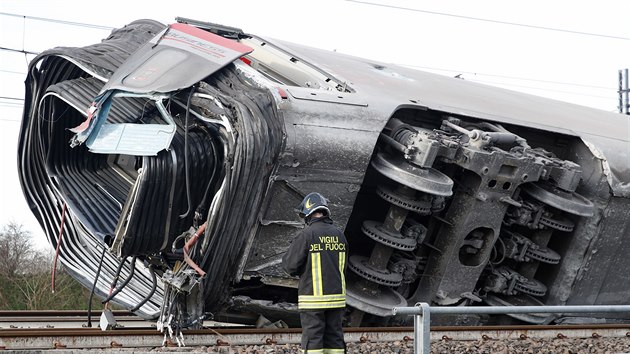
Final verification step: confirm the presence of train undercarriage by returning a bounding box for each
[239,109,611,327]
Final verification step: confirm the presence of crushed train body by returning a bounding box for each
[18,18,630,328]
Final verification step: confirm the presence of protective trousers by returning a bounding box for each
[300,308,345,353]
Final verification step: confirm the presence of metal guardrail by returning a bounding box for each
[393,303,630,354]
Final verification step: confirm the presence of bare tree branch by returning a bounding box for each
[0,222,35,278]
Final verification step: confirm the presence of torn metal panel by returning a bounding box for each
[82,92,177,156]
[70,23,253,155]
[582,136,630,198]
[105,23,253,93]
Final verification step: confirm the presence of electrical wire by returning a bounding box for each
[398,64,617,90]
[0,12,114,30]
[0,69,27,75]
[101,256,138,304]
[0,10,621,111]
[466,78,616,99]
[344,0,630,41]
[0,46,39,55]
[87,244,108,328]
[103,257,128,309]
[50,202,67,293]
[130,265,157,312]
[183,222,207,277]
[0,96,25,101]
[0,96,26,111]
[0,11,620,94]
[0,96,25,111]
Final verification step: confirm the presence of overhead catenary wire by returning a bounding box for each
[0,12,115,31]
[463,78,617,100]
[0,69,27,75]
[0,10,620,96]
[0,96,25,101]
[0,102,25,111]
[398,64,617,91]
[344,0,630,41]
[0,10,620,112]
[0,41,615,99]
[393,64,618,100]
[0,46,39,55]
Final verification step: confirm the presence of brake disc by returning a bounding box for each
[348,255,403,287]
[521,181,594,217]
[539,214,575,232]
[526,245,561,264]
[361,220,417,251]
[371,152,453,196]
[376,184,432,214]
[514,277,547,297]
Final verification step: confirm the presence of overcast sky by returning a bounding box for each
[1,0,628,249]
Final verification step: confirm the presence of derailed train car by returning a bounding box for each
[18,18,630,330]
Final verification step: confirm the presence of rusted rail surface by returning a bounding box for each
[1,323,630,350]
[0,310,146,330]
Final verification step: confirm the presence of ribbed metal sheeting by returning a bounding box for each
[17,20,167,318]
[18,18,286,319]
[113,116,219,256]
[193,69,285,310]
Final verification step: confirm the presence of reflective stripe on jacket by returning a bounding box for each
[282,217,348,310]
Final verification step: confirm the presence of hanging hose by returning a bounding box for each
[102,256,138,304]
[87,244,108,328]
[130,265,157,312]
[102,256,128,308]
[179,86,196,218]
[51,202,67,293]
[183,223,207,276]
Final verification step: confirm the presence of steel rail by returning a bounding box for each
[2,324,630,350]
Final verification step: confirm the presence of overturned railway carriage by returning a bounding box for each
[18,18,630,329]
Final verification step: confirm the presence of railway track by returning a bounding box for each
[0,310,146,330]
[1,312,629,351]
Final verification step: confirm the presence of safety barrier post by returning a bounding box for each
[393,303,630,354]
[393,302,431,354]
[414,303,430,354]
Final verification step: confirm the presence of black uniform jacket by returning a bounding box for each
[282,217,348,310]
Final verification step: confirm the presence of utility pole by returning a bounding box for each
[619,69,629,115]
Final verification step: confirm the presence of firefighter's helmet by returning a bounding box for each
[297,192,330,219]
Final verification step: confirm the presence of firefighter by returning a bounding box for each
[282,192,348,354]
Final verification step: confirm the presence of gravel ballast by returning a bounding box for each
[145,337,630,353]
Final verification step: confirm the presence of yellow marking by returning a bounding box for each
[311,252,323,296]
[339,251,346,295]
[305,198,313,209]
[310,243,322,251]
[299,293,345,301]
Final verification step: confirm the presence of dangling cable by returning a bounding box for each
[130,265,157,312]
[51,202,67,293]
[183,223,207,276]
[87,244,108,328]
[179,85,196,218]
[102,256,138,304]
[103,256,128,309]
